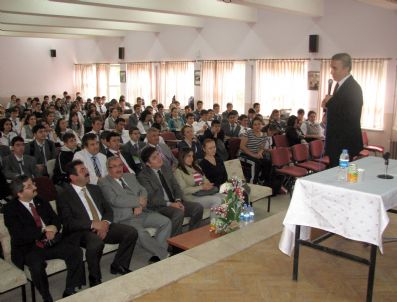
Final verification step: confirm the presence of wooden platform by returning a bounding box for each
[167,225,221,251]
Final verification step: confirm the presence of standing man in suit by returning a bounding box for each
[99,157,171,263]
[145,127,178,169]
[3,136,41,180]
[4,176,84,301]
[321,53,363,167]
[137,146,203,236]
[73,133,107,184]
[57,160,138,287]
[121,127,146,174]
[24,124,57,175]
[221,110,241,139]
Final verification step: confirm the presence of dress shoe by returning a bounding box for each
[148,256,161,264]
[62,289,78,298]
[88,276,102,287]
[110,264,132,275]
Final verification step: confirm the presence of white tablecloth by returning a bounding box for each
[279,156,397,256]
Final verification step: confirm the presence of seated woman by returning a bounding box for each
[285,115,305,146]
[137,110,153,135]
[68,112,84,139]
[167,107,184,139]
[175,148,223,209]
[178,125,204,160]
[263,109,286,134]
[152,112,169,132]
[201,120,228,161]
[199,138,228,189]
[20,114,37,143]
[55,118,82,147]
[300,110,324,142]
[0,118,18,147]
[240,117,272,184]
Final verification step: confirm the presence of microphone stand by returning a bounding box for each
[378,159,394,179]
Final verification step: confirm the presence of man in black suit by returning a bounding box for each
[221,110,241,138]
[53,133,79,186]
[121,127,146,174]
[4,176,84,301]
[137,146,203,236]
[321,53,363,167]
[56,160,138,287]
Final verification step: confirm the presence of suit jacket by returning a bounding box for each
[56,183,113,235]
[120,140,146,174]
[0,144,11,158]
[2,154,41,180]
[137,165,183,210]
[4,197,61,269]
[325,75,363,166]
[98,173,146,223]
[127,114,140,129]
[145,143,178,169]
[73,149,108,184]
[24,139,57,164]
[105,149,134,174]
[221,123,241,138]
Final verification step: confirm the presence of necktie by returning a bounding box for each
[92,156,102,177]
[133,143,139,154]
[18,160,24,175]
[333,83,339,95]
[29,203,45,248]
[231,125,235,134]
[81,188,100,221]
[158,170,174,202]
[115,152,129,173]
[39,145,47,165]
[119,178,128,189]
[13,120,17,127]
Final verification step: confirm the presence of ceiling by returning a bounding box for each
[0,0,396,39]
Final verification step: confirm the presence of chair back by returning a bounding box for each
[362,131,369,146]
[34,176,57,202]
[228,138,241,160]
[171,148,179,159]
[224,159,245,180]
[273,134,289,148]
[161,131,178,148]
[0,214,12,262]
[291,144,309,162]
[270,147,291,167]
[309,140,324,159]
[46,159,56,179]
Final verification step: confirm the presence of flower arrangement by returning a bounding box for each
[210,177,246,234]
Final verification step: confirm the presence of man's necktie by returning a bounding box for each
[92,156,102,177]
[120,178,128,189]
[18,160,24,175]
[115,152,129,173]
[81,188,100,221]
[333,83,339,95]
[29,203,44,248]
[158,170,174,202]
[39,145,47,165]
[231,125,235,134]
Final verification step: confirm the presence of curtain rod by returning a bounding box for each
[313,58,392,60]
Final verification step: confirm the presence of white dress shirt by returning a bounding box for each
[20,200,46,228]
[73,149,108,184]
[70,184,102,221]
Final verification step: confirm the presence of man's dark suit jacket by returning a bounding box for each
[120,141,146,174]
[4,197,61,269]
[221,123,241,138]
[325,75,363,167]
[137,165,183,210]
[3,154,40,180]
[56,184,113,235]
[24,139,57,164]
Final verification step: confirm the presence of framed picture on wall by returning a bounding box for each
[194,70,201,86]
[308,71,319,90]
[120,71,126,83]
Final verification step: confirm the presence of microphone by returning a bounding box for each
[378,152,393,179]
[327,79,333,95]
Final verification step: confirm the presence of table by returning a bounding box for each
[278,156,397,302]
[167,225,221,251]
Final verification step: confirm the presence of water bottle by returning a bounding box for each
[243,204,250,221]
[248,202,255,222]
[337,149,349,181]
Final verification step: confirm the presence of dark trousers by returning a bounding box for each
[77,223,138,280]
[240,153,272,184]
[157,201,203,236]
[23,242,84,301]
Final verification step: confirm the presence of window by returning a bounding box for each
[109,64,121,101]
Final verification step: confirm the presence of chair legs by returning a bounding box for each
[30,281,36,302]
[267,196,271,212]
[21,284,27,302]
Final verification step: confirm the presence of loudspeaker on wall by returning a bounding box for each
[50,49,56,57]
[119,47,125,60]
[309,35,319,53]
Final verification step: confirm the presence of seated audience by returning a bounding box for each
[212,103,222,122]
[184,112,195,128]
[240,117,272,184]
[238,114,250,137]
[3,136,41,180]
[297,108,305,128]
[221,103,234,124]
[54,117,81,147]
[21,114,37,142]
[53,133,79,186]
[285,115,305,146]
[145,127,178,169]
[57,160,138,287]
[73,133,108,184]
[86,116,103,141]
[4,176,84,301]
[221,110,240,138]
[167,107,184,138]
[127,104,141,129]
[253,102,263,119]
[152,112,169,132]
[199,138,228,189]
[175,148,223,208]
[113,117,130,144]
[300,110,324,142]
[99,130,111,155]
[193,110,211,137]
[137,110,153,135]
[0,118,18,147]
[104,132,134,174]
[137,146,203,236]
[99,157,171,263]
[104,107,120,131]
[68,112,84,139]
[120,127,146,174]
[202,120,228,161]
[266,109,286,134]
[178,125,204,160]
[192,100,204,121]
[9,107,22,134]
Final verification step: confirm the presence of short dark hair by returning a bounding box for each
[32,124,45,134]
[196,100,203,105]
[297,108,305,115]
[10,175,31,197]
[62,132,76,143]
[185,113,195,119]
[92,116,103,125]
[64,160,84,178]
[213,103,220,109]
[228,110,238,118]
[253,102,260,108]
[133,104,141,110]
[211,120,221,126]
[157,104,164,110]
[82,133,97,147]
[129,126,140,134]
[140,146,157,164]
[226,102,233,107]
[115,117,125,125]
[238,114,248,121]
[248,108,256,114]
[11,136,24,146]
[287,115,298,127]
[200,109,208,116]
[106,131,120,142]
[307,110,316,117]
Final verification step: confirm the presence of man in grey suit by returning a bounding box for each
[221,110,241,138]
[3,136,41,180]
[127,104,141,129]
[98,157,171,263]
[120,127,146,174]
[145,127,178,170]
[137,146,203,236]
